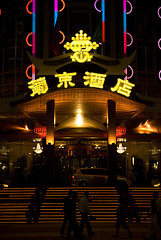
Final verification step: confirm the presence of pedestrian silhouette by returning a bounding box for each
[60,190,75,235]
[115,194,132,238]
[66,191,78,239]
[77,191,94,236]
[26,188,42,223]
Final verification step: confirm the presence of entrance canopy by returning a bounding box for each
[18,88,145,137]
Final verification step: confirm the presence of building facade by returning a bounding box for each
[0,0,161,186]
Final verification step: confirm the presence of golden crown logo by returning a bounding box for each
[64,30,99,63]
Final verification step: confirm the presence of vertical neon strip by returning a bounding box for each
[32,0,36,80]
[123,0,127,56]
[123,0,127,78]
[54,0,58,26]
[101,0,105,43]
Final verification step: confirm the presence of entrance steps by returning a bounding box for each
[0,187,160,223]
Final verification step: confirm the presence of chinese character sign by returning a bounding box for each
[111,78,135,97]
[55,72,77,88]
[28,77,48,97]
[83,72,107,89]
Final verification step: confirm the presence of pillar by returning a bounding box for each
[107,100,117,186]
[46,100,56,185]
[46,100,55,145]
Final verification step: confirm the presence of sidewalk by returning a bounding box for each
[0,222,149,240]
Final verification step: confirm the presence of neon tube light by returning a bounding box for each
[158,38,161,50]
[26,0,32,14]
[59,31,65,44]
[127,32,133,47]
[26,65,33,79]
[94,0,101,12]
[126,0,133,15]
[159,70,161,81]
[32,0,36,80]
[54,0,58,26]
[123,0,127,56]
[32,0,36,57]
[59,0,65,12]
[26,32,32,47]
[127,65,134,79]
[158,7,161,19]
[101,0,105,43]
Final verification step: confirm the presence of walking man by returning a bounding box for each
[115,194,132,238]
[78,191,94,236]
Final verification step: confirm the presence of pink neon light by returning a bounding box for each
[127,32,133,47]
[26,32,32,47]
[159,70,161,80]
[94,0,101,12]
[127,65,134,79]
[124,32,127,55]
[55,0,58,12]
[32,0,36,12]
[158,38,161,50]
[126,0,133,15]
[123,0,126,12]
[32,32,36,56]
[158,7,161,18]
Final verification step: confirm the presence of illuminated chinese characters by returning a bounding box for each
[83,72,107,89]
[64,30,99,63]
[28,77,48,97]
[111,78,135,97]
[55,72,135,97]
[55,72,76,88]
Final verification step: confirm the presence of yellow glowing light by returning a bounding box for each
[111,78,135,97]
[28,77,48,97]
[76,113,83,126]
[34,143,43,154]
[136,120,157,134]
[55,72,76,88]
[117,143,127,154]
[25,125,29,131]
[83,72,107,89]
[64,30,99,63]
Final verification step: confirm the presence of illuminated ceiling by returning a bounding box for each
[18,88,145,134]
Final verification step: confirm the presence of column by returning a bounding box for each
[107,100,117,186]
[46,100,56,185]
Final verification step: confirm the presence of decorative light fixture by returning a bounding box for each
[117,143,127,154]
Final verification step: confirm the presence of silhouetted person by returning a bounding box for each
[78,191,94,236]
[115,195,132,238]
[66,191,78,239]
[30,188,42,223]
[145,192,161,239]
[60,190,73,235]
[127,191,140,223]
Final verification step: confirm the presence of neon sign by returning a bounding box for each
[83,72,107,89]
[55,72,76,88]
[158,7,161,19]
[158,38,161,50]
[64,30,99,63]
[111,78,135,97]
[28,77,48,97]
